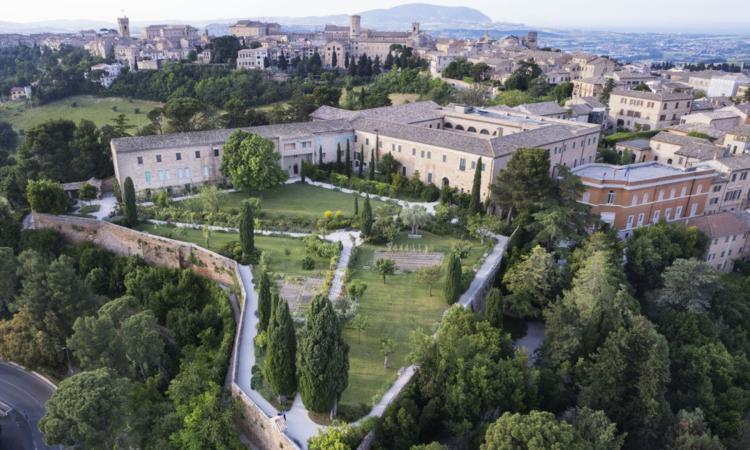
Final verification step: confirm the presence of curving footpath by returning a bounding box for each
[0,362,61,450]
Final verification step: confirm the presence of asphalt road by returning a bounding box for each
[0,362,60,450]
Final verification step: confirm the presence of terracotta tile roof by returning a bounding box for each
[684,212,750,239]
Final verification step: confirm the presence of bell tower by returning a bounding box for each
[117,16,130,38]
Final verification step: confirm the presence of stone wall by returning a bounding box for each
[30,213,298,450]
[30,213,237,286]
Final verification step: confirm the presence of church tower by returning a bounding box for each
[117,16,130,38]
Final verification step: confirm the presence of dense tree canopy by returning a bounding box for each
[220,130,288,192]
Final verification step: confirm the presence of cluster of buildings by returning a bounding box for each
[575,109,750,270]
[111,99,600,202]
[233,15,432,72]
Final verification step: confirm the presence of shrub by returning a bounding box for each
[323,210,334,219]
[302,256,315,270]
[421,183,440,202]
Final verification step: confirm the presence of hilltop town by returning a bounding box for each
[2,3,750,450]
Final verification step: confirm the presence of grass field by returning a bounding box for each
[182,183,390,219]
[388,93,420,105]
[340,231,488,409]
[135,223,329,279]
[0,95,162,134]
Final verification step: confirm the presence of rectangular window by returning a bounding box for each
[156,154,162,163]
[427,172,433,183]
[421,150,425,158]
[637,213,645,226]
[471,161,476,170]
[203,166,209,177]
[213,149,219,157]
[427,151,431,159]
[365,138,369,145]
[675,206,683,219]
[652,210,660,223]
[742,172,748,181]
[626,215,634,229]
[459,158,466,171]
[391,144,396,151]
[194,150,200,159]
[665,208,672,221]
[144,171,151,183]
[442,155,447,163]
[412,148,416,156]
[176,152,181,161]
[642,192,649,204]
[658,190,664,201]
[607,190,615,204]
[137,156,143,165]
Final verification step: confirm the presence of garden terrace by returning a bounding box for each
[339,231,490,414]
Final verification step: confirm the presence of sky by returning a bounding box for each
[3,0,748,33]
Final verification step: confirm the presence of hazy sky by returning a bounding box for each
[4,0,747,32]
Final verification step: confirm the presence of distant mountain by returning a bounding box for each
[357,4,492,29]
[0,3,514,35]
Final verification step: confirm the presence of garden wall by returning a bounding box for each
[29,213,236,285]
[29,213,298,450]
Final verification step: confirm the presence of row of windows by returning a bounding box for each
[598,184,700,206]
[143,166,210,184]
[625,204,695,229]
[137,148,220,165]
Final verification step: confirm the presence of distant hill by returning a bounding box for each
[357,3,492,29]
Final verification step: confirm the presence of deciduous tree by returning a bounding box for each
[26,178,68,214]
[220,130,288,192]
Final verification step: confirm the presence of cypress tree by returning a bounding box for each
[358,145,364,178]
[443,252,462,304]
[257,270,272,332]
[336,142,342,169]
[239,200,255,260]
[123,177,137,227]
[264,298,297,399]
[354,193,359,216]
[469,157,483,214]
[361,195,373,237]
[345,140,352,177]
[319,145,323,165]
[331,50,338,68]
[300,161,307,183]
[369,149,375,180]
[298,294,349,415]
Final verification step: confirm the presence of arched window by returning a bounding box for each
[443,122,453,129]
[455,124,464,131]
[480,129,490,135]
[467,126,477,133]
[442,177,450,187]
[667,158,673,165]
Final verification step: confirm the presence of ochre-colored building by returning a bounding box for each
[573,162,716,237]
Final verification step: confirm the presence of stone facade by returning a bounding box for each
[29,213,237,285]
[609,90,694,131]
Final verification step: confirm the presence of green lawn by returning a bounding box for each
[183,183,390,219]
[0,95,161,135]
[135,223,328,278]
[340,231,488,409]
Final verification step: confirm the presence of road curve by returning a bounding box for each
[0,362,61,450]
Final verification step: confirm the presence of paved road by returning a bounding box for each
[0,362,60,450]
[459,235,510,309]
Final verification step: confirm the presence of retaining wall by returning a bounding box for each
[30,213,297,450]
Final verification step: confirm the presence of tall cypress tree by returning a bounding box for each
[443,252,462,304]
[257,270,272,332]
[369,149,375,180]
[123,177,137,227]
[298,294,349,415]
[469,157,483,215]
[358,145,364,178]
[345,140,352,177]
[361,195,373,237]
[264,298,297,399]
[336,143,342,169]
[240,200,255,260]
[331,50,338,68]
[354,193,359,216]
[319,145,323,165]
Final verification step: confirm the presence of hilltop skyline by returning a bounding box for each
[2,0,749,34]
